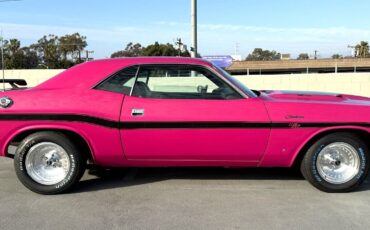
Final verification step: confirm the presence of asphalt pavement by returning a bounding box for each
[1,157,370,230]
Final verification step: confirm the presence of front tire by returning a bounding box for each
[301,132,369,192]
[14,131,86,194]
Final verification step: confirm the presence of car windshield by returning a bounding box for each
[213,65,257,98]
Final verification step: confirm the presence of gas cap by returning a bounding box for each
[0,97,13,108]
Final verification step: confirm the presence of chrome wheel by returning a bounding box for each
[316,142,360,184]
[25,142,71,185]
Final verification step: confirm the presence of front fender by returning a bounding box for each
[289,125,370,166]
[260,125,370,167]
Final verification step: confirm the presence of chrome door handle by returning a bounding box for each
[131,109,144,117]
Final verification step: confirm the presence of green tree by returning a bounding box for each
[7,39,21,55]
[141,42,190,57]
[31,34,62,69]
[22,47,39,69]
[5,39,22,69]
[141,42,174,56]
[111,42,143,58]
[355,41,369,58]
[297,53,309,60]
[332,54,343,59]
[2,39,39,69]
[59,33,87,62]
[6,50,24,68]
[2,34,89,69]
[246,48,281,61]
[111,41,191,57]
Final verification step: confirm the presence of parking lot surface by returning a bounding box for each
[1,157,370,230]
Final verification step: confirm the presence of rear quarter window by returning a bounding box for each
[95,66,138,94]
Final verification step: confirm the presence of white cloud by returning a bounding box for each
[154,21,370,57]
[0,22,143,42]
[2,21,369,58]
[0,22,177,58]
[156,21,370,43]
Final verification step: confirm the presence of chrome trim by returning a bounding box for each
[129,66,141,96]
[91,64,139,91]
[131,108,145,117]
[92,61,249,99]
[316,142,360,184]
[207,65,249,99]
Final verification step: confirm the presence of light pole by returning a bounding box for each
[191,0,197,58]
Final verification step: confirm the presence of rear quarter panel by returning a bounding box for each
[0,88,126,166]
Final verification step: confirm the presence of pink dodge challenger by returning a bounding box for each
[0,57,369,194]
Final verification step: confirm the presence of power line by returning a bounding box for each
[235,42,240,56]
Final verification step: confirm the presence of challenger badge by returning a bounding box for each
[0,97,13,108]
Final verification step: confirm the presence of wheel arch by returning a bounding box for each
[292,127,370,168]
[5,126,95,163]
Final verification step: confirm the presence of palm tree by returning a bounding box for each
[7,39,20,55]
[355,41,369,58]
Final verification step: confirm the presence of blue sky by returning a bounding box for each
[1,0,369,58]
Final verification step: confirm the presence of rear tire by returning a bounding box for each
[14,131,86,195]
[301,132,369,192]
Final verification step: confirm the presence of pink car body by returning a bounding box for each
[1,57,370,170]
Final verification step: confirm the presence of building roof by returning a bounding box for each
[227,58,370,74]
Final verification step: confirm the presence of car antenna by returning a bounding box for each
[1,30,5,92]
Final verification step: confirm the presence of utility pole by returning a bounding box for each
[234,42,240,56]
[191,0,197,58]
[314,50,318,60]
[85,50,94,62]
[175,38,184,56]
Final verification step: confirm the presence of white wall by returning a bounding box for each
[1,69,64,88]
[234,73,370,97]
[1,70,370,97]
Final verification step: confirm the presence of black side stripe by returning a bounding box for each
[121,122,370,129]
[271,122,370,128]
[0,114,119,129]
[119,122,272,129]
[0,114,369,129]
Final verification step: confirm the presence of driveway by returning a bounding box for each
[1,157,369,230]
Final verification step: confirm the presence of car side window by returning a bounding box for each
[131,65,242,100]
[95,66,138,94]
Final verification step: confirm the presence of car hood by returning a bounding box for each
[261,90,370,106]
[261,90,370,123]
